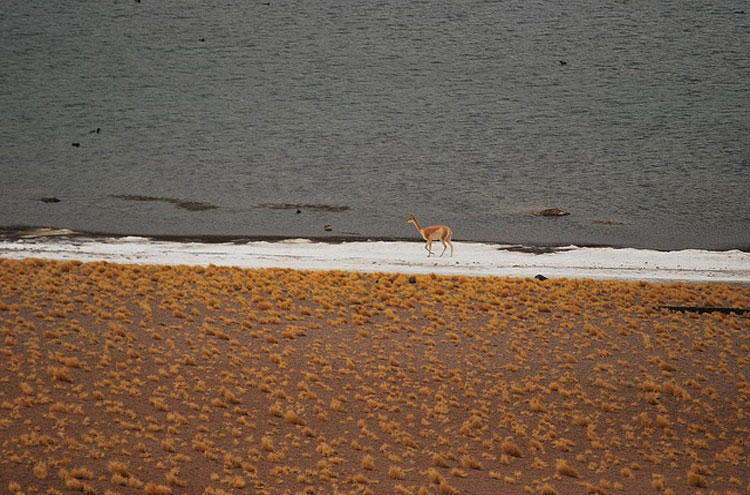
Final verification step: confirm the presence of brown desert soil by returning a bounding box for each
[1,258,749,495]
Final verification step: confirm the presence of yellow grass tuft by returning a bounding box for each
[427,468,444,484]
[540,483,558,495]
[651,474,666,491]
[33,462,48,479]
[230,475,246,488]
[48,365,72,382]
[362,454,375,470]
[144,482,172,495]
[65,478,84,491]
[438,480,458,495]
[389,466,406,480]
[449,467,467,478]
[394,484,412,495]
[501,438,522,458]
[460,455,483,470]
[284,409,306,425]
[165,468,187,487]
[71,467,94,480]
[268,402,282,417]
[108,461,128,476]
[261,436,274,452]
[687,471,708,488]
[555,459,579,478]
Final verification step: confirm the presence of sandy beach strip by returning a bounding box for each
[1,257,749,495]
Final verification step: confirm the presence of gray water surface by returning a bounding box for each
[1,0,748,249]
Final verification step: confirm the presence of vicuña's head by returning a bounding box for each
[406,214,417,224]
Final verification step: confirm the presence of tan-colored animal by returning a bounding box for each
[406,214,454,257]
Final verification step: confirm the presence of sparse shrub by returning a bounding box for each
[389,466,406,480]
[687,472,707,488]
[555,459,579,478]
[33,462,47,479]
[144,482,172,495]
[461,455,482,470]
[540,483,558,495]
[71,467,94,480]
[261,436,274,452]
[501,439,522,458]
[438,480,458,495]
[427,468,443,484]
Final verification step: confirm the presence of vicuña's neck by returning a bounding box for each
[411,219,422,231]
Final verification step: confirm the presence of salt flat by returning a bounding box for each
[1,236,748,283]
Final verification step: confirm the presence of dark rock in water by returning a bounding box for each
[534,274,548,281]
[258,203,350,213]
[40,197,61,203]
[296,209,301,214]
[499,245,574,255]
[533,208,569,217]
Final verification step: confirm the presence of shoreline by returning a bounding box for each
[1,228,749,285]
[2,225,749,254]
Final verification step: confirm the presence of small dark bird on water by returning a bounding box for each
[559,60,567,65]
[72,142,80,147]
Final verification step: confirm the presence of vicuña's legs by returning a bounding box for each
[425,240,433,256]
[446,237,454,257]
[439,239,448,257]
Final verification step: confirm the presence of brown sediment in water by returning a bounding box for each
[1,258,749,494]
[109,194,218,211]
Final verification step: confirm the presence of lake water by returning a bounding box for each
[1,0,748,250]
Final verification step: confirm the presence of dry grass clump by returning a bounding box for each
[501,438,523,458]
[388,465,406,479]
[0,258,748,495]
[540,483,558,495]
[460,455,483,470]
[362,454,375,470]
